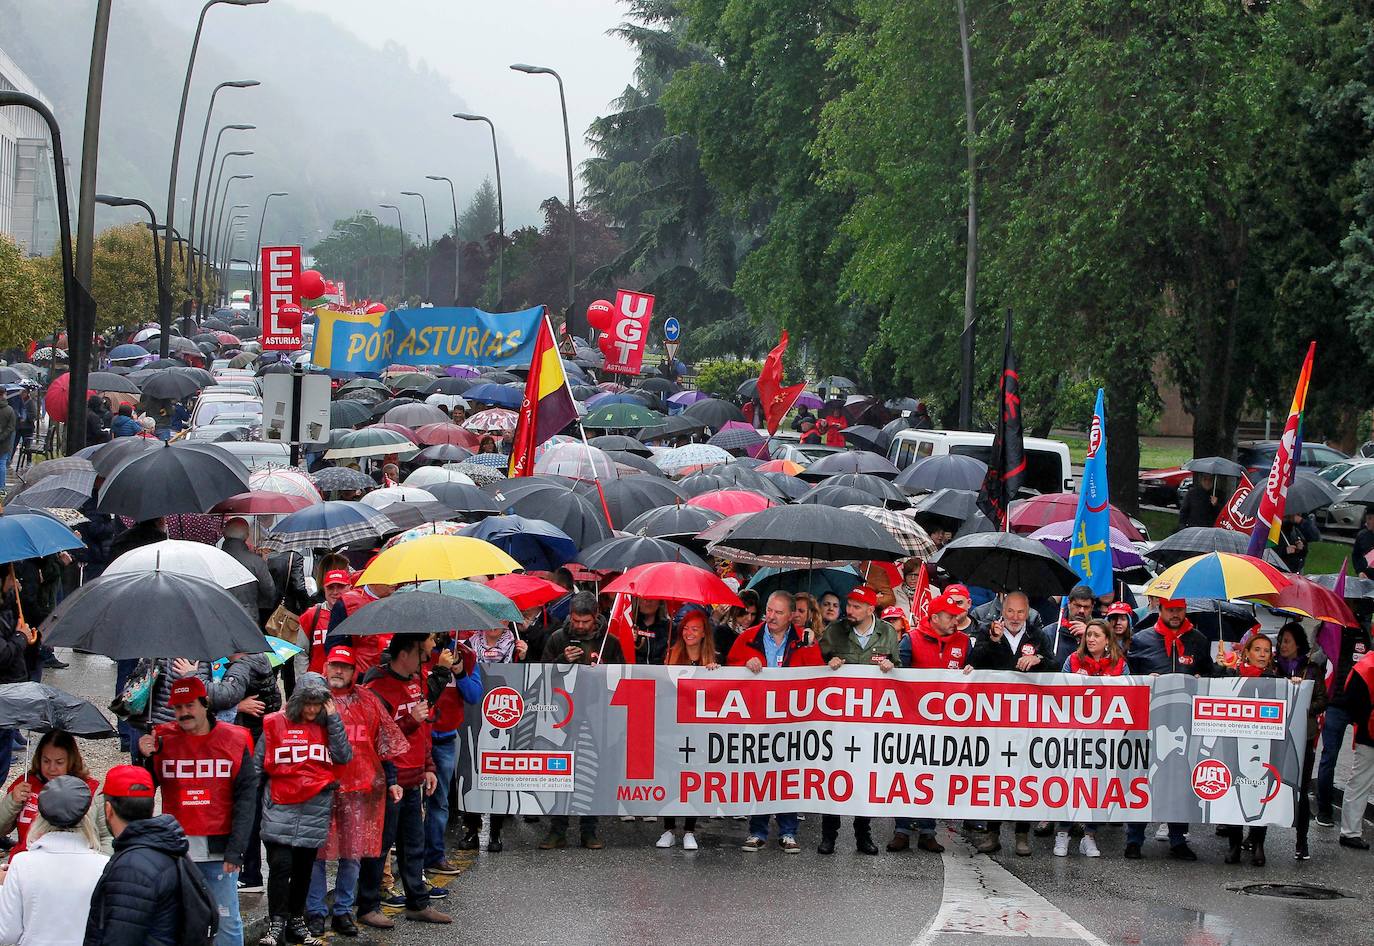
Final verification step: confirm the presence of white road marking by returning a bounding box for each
[912,832,1111,945]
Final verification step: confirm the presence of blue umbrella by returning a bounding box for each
[108,343,150,361]
[0,512,85,566]
[464,383,524,409]
[747,565,864,600]
[462,514,578,571]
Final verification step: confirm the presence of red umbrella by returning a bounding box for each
[210,491,316,516]
[482,573,567,610]
[604,561,743,607]
[214,332,239,345]
[44,373,91,424]
[1274,577,1359,627]
[415,423,480,449]
[687,489,776,517]
[1008,493,1144,541]
[370,423,421,444]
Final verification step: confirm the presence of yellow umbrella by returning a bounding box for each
[357,535,521,585]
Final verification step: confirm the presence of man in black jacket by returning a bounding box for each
[1353,508,1374,579]
[1316,622,1373,824]
[968,591,1055,855]
[84,765,188,946]
[1177,474,1220,528]
[221,518,278,628]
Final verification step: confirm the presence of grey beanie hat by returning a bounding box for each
[37,775,93,829]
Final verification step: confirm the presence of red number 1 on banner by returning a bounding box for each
[610,678,656,780]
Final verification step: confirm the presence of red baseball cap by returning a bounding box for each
[1160,597,1187,610]
[1106,602,1135,618]
[168,677,207,706]
[880,606,907,623]
[944,584,971,600]
[325,646,356,667]
[847,586,878,607]
[929,593,966,616]
[104,765,156,799]
[323,569,353,588]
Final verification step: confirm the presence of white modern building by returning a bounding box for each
[0,45,59,257]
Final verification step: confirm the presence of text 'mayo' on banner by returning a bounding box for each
[310,305,547,373]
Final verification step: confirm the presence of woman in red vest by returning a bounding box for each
[0,730,110,857]
[254,672,352,946]
[1056,619,1125,858]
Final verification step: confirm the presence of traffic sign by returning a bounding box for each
[663,316,681,343]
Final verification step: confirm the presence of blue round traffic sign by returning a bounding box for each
[663,317,681,342]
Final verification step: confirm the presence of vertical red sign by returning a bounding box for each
[261,245,303,350]
[599,289,654,375]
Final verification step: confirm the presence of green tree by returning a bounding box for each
[458,177,500,243]
[0,235,58,349]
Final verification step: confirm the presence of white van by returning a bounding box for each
[887,429,1075,495]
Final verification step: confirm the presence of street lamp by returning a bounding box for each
[162,0,269,358]
[185,83,257,303]
[379,203,406,300]
[426,175,460,305]
[400,191,431,302]
[94,194,168,337]
[347,221,370,298]
[453,113,505,306]
[200,148,253,307]
[509,64,574,330]
[360,210,386,299]
[192,123,253,297]
[249,191,288,314]
[219,220,248,305]
[212,198,250,304]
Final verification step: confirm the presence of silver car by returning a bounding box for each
[1316,459,1374,529]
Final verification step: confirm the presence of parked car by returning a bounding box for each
[886,429,1074,495]
[1137,467,1193,507]
[1139,440,1352,509]
[1316,459,1374,530]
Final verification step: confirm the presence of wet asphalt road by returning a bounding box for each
[47,651,1373,946]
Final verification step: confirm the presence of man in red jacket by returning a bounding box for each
[355,635,449,927]
[728,590,822,853]
[300,571,353,675]
[137,676,256,946]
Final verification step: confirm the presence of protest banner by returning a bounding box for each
[309,304,547,372]
[458,666,1310,825]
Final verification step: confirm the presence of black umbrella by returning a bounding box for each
[98,442,250,519]
[487,479,613,548]
[371,397,421,420]
[416,444,473,464]
[606,450,664,476]
[87,371,140,394]
[679,467,786,501]
[638,414,708,441]
[423,377,473,396]
[572,477,689,529]
[623,503,724,541]
[683,398,747,430]
[877,416,914,455]
[737,378,759,399]
[311,467,378,493]
[330,399,373,428]
[1238,472,1340,517]
[801,450,901,481]
[1184,456,1246,478]
[230,325,261,339]
[578,535,709,571]
[0,683,116,737]
[708,504,907,567]
[13,470,95,509]
[637,377,680,396]
[1142,527,1289,570]
[423,481,501,518]
[15,457,95,490]
[333,590,505,636]
[885,397,922,412]
[761,471,811,501]
[589,435,652,457]
[139,371,201,400]
[822,473,909,508]
[797,484,880,509]
[41,571,270,659]
[87,437,160,478]
[336,387,385,404]
[841,425,883,452]
[895,453,989,493]
[375,501,456,532]
[572,385,600,401]
[930,531,1080,595]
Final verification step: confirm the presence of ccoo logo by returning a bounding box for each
[1192,760,1232,801]
[483,687,525,730]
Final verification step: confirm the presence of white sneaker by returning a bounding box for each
[1154,823,1170,841]
[1053,832,1070,857]
[1080,835,1101,858]
[621,815,637,823]
[682,832,698,851]
[655,830,675,849]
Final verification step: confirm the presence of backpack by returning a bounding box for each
[175,854,220,946]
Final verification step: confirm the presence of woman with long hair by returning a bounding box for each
[713,589,759,659]
[793,592,823,645]
[657,607,718,851]
[1223,632,1278,866]
[0,730,111,857]
[1055,620,1124,857]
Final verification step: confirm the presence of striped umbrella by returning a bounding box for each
[1143,552,1291,601]
[842,505,937,558]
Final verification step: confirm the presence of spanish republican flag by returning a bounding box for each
[509,313,578,477]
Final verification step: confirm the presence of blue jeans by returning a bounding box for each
[424,734,457,866]
[748,812,799,840]
[1316,704,1351,813]
[307,858,359,918]
[893,817,937,837]
[1126,822,1187,847]
[357,787,428,915]
[0,729,12,784]
[0,452,10,490]
[197,861,243,946]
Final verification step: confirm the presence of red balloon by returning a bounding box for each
[586,299,614,331]
[365,302,387,314]
[297,269,327,300]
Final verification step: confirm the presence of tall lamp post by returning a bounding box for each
[199,148,253,310]
[359,211,385,299]
[193,128,253,295]
[249,191,288,314]
[212,200,249,306]
[219,223,248,306]
[400,191,431,302]
[425,175,460,305]
[162,0,269,358]
[509,65,574,331]
[185,83,258,305]
[379,203,406,301]
[347,222,371,298]
[453,113,505,307]
[94,195,168,338]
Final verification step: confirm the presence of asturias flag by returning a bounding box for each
[1247,341,1316,555]
[756,331,805,436]
[509,313,579,477]
[1068,388,1112,595]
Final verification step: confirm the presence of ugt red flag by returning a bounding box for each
[509,313,579,477]
[604,592,637,665]
[756,331,805,435]
[909,562,932,628]
[1214,473,1257,535]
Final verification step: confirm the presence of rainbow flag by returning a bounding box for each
[508,313,578,477]
[1247,341,1316,555]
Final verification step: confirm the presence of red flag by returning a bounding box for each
[756,331,805,436]
[509,313,579,477]
[1214,473,1257,534]
[603,592,637,665]
[910,563,932,628]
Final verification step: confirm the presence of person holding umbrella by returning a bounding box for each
[1178,473,1221,528]
[254,672,352,946]
[0,730,111,858]
[817,586,900,856]
[0,571,38,780]
[137,677,255,946]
